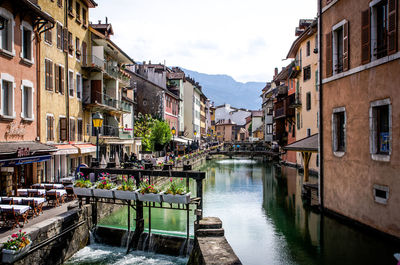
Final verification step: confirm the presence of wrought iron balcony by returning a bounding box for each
[82,55,104,70]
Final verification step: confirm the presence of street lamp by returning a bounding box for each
[171,126,176,157]
[92,112,103,162]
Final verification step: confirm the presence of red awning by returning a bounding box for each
[53,144,79,155]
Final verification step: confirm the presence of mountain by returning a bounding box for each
[180,68,264,110]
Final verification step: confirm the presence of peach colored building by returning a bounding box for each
[216,119,235,142]
[321,0,400,238]
[0,0,55,194]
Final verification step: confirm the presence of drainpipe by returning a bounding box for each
[318,0,324,211]
[36,31,41,142]
[65,0,70,142]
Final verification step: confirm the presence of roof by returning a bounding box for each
[0,141,57,155]
[287,19,317,59]
[273,64,291,82]
[283,134,318,152]
[82,0,98,8]
[19,0,55,24]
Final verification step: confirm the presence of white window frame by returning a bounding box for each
[20,20,34,64]
[76,72,82,100]
[46,113,55,143]
[332,106,346,157]
[21,79,34,121]
[68,69,74,97]
[0,73,15,119]
[373,184,389,205]
[332,19,348,75]
[369,98,391,162]
[0,8,15,57]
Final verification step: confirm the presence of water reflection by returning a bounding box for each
[98,159,398,265]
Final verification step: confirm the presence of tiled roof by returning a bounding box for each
[0,141,57,155]
[284,134,318,152]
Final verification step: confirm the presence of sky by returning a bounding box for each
[90,0,317,83]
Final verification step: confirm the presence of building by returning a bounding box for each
[215,119,236,142]
[168,68,185,135]
[261,82,275,143]
[0,0,56,194]
[200,92,207,139]
[321,0,400,238]
[287,19,319,172]
[250,110,264,141]
[215,104,250,126]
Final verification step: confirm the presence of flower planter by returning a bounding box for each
[73,187,93,197]
[114,189,137,200]
[93,188,114,199]
[161,191,191,204]
[2,240,31,264]
[135,189,162,203]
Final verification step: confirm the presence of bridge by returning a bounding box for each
[208,142,280,159]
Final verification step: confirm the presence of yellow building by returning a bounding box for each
[210,105,216,139]
[37,0,97,182]
[287,20,319,172]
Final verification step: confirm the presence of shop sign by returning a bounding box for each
[17,147,30,157]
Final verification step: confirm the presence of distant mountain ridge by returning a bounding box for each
[180,68,264,110]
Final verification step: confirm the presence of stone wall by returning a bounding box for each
[187,217,242,265]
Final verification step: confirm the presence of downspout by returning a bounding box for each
[65,0,70,142]
[318,0,324,211]
[36,31,41,142]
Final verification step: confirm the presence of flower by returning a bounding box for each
[170,178,173,182]
[11,234,17,238]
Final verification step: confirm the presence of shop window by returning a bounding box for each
[370,99,391,161]
[332,107,346,156]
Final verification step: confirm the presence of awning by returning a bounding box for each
[283,134,318,152]
[0,155,52,167]
[75,144,96,154]
[104,139,135,145]
[53,144,79,155]
[173,137,189,144]
[0,141,57,156]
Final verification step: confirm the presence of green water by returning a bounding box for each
[72,159,399,265]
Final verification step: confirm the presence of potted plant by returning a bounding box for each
[114,176,137,200]
[2,230,31,264]
[136,180,161,203]
[93,177,116,199]
[73,179,93,197]
[161,178,191,204]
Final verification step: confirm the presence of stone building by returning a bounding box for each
[321,0,400,238]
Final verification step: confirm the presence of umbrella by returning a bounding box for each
[100,155,107,168]
[115,152,120,168]
[105,152,110,163]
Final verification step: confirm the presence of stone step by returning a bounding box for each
[197,217,222,229]
[196,228,225,237]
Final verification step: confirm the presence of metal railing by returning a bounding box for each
[120,100,132,112]
[82,55,104,69]
[88,123,119,137]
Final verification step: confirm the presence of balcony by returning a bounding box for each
[84,91,127,114]
[82,55,104,70]
[104,62,131,87]
[289,93,302,108]
[274,96,295,120]
[88,124,119,138]
[120,100,132,113]
[289,62,301,78]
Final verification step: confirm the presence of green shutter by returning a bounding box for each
[315,70,319,91]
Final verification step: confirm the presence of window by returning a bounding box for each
[334,26,344,73]
[57,0,62,7]
[306,40,311,56]
[332,107,346,155]
[60,117,67,141]
[306,92,311,110]
[21,23,33,62]
[373,0,388,59]
[0,9,14,54]
[82,41,87,65]
[44,22,52,44]
[370,99,391,160]
[68,32,73,56]
[1,76,14,118]
[327,20,349,76]
[75,37,81,61]
[55,65,64,94]
[70,118,76,141]
[47,115,54,141]
[45,59,54,91]
[303,65,311,81]
[68,0,73,14]
[307,128,311,137]
[56,23,63,50]
[21,81,34,120]
[77,119,83,141]
[297,112,300,130]
[76,2,81,22]
[374,184,389,204]
[82,8,87,26]
[76,73,82,99]
[68,70,74,97]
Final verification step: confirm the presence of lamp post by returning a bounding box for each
[92,112,104,162]
[171,126,176,157]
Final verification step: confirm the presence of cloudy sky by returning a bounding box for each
[90,0,317,83]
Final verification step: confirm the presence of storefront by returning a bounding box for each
[0,142,57,196]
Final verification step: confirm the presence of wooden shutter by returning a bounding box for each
[343,22,350,71]
[361,9,371,64]
[82,41,87,65]
[45,60,49,90]
[325,32,333,77]
[47,116,51,141]
[55,65,59,93]
[60,67,64,95]
[63,28,68,53]
[49,61,53,90]
[57,24,62,49]
[388,0,397,55]
[60,117,67,141]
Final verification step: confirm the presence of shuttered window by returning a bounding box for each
[70,118,76,142]
[306,92,311,111]
[47,116,54,141]
[343,22,349,71]
[77,119,83,142]
[56,23,62,50]
[361,9,370,64]
[54,65,64,94]
[44,22,52,44]
[45,59,53,91]
[325,32,333,77]
[60,117,67,141]
[387,0,397,55]
[63,28,68,53]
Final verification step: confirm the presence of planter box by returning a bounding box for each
[161,191,191,204]
[73,187,93,197]
[135,189,161,203]
[2,241,31,264]
[93,188,114,199]
[114,189,136,200]
[162,164,173,170]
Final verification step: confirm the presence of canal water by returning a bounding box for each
[65,159,399,265]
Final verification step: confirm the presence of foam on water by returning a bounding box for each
[216,159,257,164]
[64,243,188,265]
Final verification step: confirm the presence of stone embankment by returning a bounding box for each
[188,217,242,265]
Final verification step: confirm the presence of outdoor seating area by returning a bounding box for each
[0,183,73,229]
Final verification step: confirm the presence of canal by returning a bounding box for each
[65,159,398,265]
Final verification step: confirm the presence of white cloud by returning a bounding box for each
[90,0,317,82]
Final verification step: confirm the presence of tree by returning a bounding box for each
[150,120,172,151]
[134,113,157,151]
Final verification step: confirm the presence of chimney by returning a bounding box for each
[149,60,151,64]
[142,61,146,65]
[98,20,101,24]
[274,67,278,77]
[105,17,108,24]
